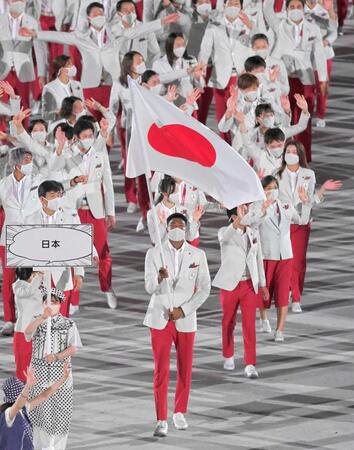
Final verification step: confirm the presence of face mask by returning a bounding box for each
[196,3,212,15]
[262,116,275,128]
[90,15,106,29]
[134,61,146,75]
[167,227,186,241]
[224,6,240,18]
[254,49,269,59]
[268,147,283,158]
[46,197,63,212]
[173,0,186,4]
[288,8,304,22]
[122,12,137,26]
[80,138,94,151]
[244,90,258,102]
[268,189,279,201]
[66,65,77,78]
[31,131,47,143]
[9,1,25,15]
[20,162,33,176]
[151,83,163,95]
[173,47,186,58]
[285,153,299,165]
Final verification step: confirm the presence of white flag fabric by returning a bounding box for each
[126,79,265,209]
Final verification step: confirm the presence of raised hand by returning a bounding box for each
[257,168,266,180]
[269,65,280,82]
[294,93,309,114]
[157,208,167,224]
[321,179,342,191]
[13,107,31,127]
[85,97,100,111]
[193,205,205,222]
[186,88,202,106]
[0,80,16,99]
[24,366,37,387]
[298,185,309,204]
[280,95,291,114]
[238,12,253,29]
[55,126,67,149]
[165,84,178,102]
[100,117,109,134]
[161,13,180,25]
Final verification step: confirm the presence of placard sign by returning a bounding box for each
[6,224,93,268]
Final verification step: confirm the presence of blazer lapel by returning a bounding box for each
[175,246,192,288]
[300,21,310,51]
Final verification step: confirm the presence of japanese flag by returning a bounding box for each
[126,79,264,209]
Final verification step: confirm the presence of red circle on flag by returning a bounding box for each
[147,123,217,167]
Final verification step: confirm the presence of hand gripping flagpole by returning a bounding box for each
[128,78,174,311]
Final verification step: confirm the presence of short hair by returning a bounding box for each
[28,118,48,134]
[38,180,64,198]
[251,33,269,46]
[52,54,71,80]
[141,69,158,84]
[87,1,104,15]
[9,148,32,168]
[255,103,274,117]
[244,55,266,73]
[52,123,74,140]
[73,119,95,138]
[166,212,188,226]
[223,0,244,6]
[116,0,136,11]
[237,73,259,90]
[264,128,285,144]
[59,96,82,119]
[286,0,305,7]
[16,268,33,281]
[262,175,279,189]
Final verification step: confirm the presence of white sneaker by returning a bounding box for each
[0,322,14,336]
[259,319,272,334]
[316,119,326,128]
[69,305,79,316]
[292,302,302,313]
[127,202,137,214]
[223,356,235,371]
[105,290,118,309]
[173,412,188,430]
[153,420,168,437]
[244,365,259,379]
[136,217,147,232]
[274,330,284,342]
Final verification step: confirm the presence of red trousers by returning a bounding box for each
[13,332,32,382]
[213,76,237,143]
[39,15,64,73]
[274,0,284,12]
[220,280,257,366]
[196,66,213,125]
[150,321,195,421]
[290,224,311,303]
[78,209,112,292]
[135,0,143,20]
[315,59,333,120]
[0,245,16,323]
[4,70,31,117]
[288,77,315,162]
[337,0,349,27]
[59,290,74,318]
[261,259,293,308]
[83,85,112,121]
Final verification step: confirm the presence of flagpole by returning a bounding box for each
[128,78,174,311]
[44,269,52,356]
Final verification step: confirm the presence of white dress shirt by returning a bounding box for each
[286,167,299,193]
[293,21,303,47]
[8,12,23,39]
[90,26,106,48]
[168,241,185,280]
[81,149,93,175]
[236,228,251,280]
[41,0,54,15]
[58,79,73,97]
[12,174,26,204]
[41,209,58,224]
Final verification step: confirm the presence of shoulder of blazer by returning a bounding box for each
[184,242,205,259]
[299,167,315,177]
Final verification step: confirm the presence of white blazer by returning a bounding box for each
[36,20,163,88]
[0,97,21,117]
[144,241,211,332]
[172,182,207,216]
[264,0,327,84]
[25,208,85,291]
[28,0,70,31]
[277,166,316,225]
[0,13,47,82]
[51,146,115,219]
[213,224,266,292]
[13,276,43,333]
[0,173,43,245]
[41,78,84,122]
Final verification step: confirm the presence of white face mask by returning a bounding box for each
[46,197,63,212]
[20,162,33,176]
[268,188,279,201]
[268,146,283,158]
[151,83,163,95]
[173,47,186,58]
[254,48,269,59]
[167,227,186,241]
[224,6,240,18]
[196,3,212,15]
[9,1,25,15]
[288,8,304,22]
[244,90,258,102]
[285,153,299,165]
[90,15,106,29]
[66,65,77,78]
[31,131,47,143]
[262,116,275,128]
[80,138,94,151]
[122,12,137,26]
[134,61,146,75]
